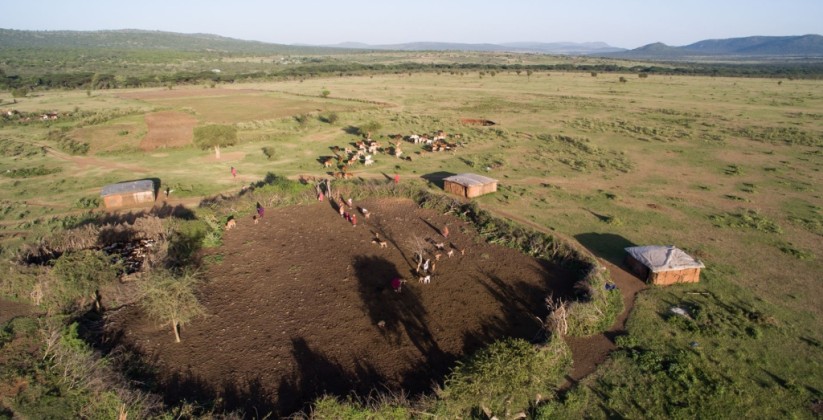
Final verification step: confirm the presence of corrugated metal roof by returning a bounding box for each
[443,173,498,187]
[100,180,155,196]
[625,245,705,272]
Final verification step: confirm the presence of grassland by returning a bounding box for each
[1,68,822,417]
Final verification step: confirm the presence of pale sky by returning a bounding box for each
[2,0,821,49]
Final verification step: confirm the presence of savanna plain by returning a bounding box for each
[1,67,822,418]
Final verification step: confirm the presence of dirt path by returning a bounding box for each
[488,207,648,384]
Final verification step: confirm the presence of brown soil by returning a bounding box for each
[460,118,496,126]
[141,111,197,151]
[562,259,646,383]
[107,198,577,415]
[116,88,263,101]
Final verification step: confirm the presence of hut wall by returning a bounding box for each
[103,191,155,209]
[444,181,468,198]
[650,268,701,286]
[625,254,651,281]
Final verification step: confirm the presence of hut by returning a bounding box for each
[443,173,498,198]
[101,180,156,209]
[624,245,704,286]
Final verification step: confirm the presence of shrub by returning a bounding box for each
[435,337,571,417]
[262,146,276,160]
[2,165,62,178]
[50,249,119,313]
[12,87,29,98]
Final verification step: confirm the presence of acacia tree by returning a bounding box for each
[193,124,237,159]
[51,249,119,313]
[139,269,206,343]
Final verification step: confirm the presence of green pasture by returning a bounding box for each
[1,70,822,417]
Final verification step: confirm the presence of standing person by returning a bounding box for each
[442,225,449,238]
[318,191,324,202]
[256,202,264,219]
[391,277,404,293]
[351,214,357,227]
[394,173,400,185]
[231,166,237,178]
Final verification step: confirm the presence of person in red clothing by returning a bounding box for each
[231,166,237,178]
[394,173,400,184]
[351,214,357,227]
[391,277,405,293]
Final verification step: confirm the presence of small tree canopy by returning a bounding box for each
[51,249,119,312]
[139,269,206,343]
[193,124,238,159]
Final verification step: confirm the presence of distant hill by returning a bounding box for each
[605,35,823,60]
[0,28,343,55]
[325,41,626,55]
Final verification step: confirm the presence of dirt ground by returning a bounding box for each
[140,111,197,150]
[108,198,578,415]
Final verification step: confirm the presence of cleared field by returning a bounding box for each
[1,70,822,417]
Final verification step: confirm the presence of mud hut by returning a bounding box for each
[443,173,498,198]
[101,180,156,209]
[624,245,704,286]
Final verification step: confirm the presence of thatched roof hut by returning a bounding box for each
[101,180,156,209]
[625,245,704,286]
[443,173,498,198]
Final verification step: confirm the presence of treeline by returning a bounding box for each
[3,61,823,91]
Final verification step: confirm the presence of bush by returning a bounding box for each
[262,146,276,160]
[2,165,62,178]
[435,337,571,417]
[50,249,119,313]
[12,87,29,98]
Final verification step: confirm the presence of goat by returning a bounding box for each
[435,242,445,250]
[253,215,259,225]
[225,219,236,230]
[435,253,442,261]
[418,275,431,284]
[447,249,454,258]
[372,232,387,248]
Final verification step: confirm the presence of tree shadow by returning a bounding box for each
[276,337,388,416]
[342,125,361,136]
[421,171,456,190]
[574,232,637,267]
[352,254,447,366]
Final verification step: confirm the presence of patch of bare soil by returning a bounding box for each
[107,198,577,416]
[563,259,646,383]
[0,299,34,325]
[141,111,197,151]
[116,88,263,101]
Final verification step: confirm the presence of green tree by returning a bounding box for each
[11,87,29,98]
[193,124,237,159]
[51,250,119,313]
[357,121,382,138]
[139,269,206,343]
[320,88,330,98]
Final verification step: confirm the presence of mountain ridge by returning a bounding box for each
[2,29,821,58]
[607,34,823,59]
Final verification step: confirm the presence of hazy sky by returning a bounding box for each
[2,0,821,49]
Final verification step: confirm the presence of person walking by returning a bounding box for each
[231,166,237,178]
[256,202,264,219]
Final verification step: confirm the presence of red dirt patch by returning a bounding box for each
[460,118,497,126]
[117,88,263,101]
[141,111,197,151]
[108,198,577,415]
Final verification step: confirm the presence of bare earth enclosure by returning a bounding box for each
[108,198,577,415]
